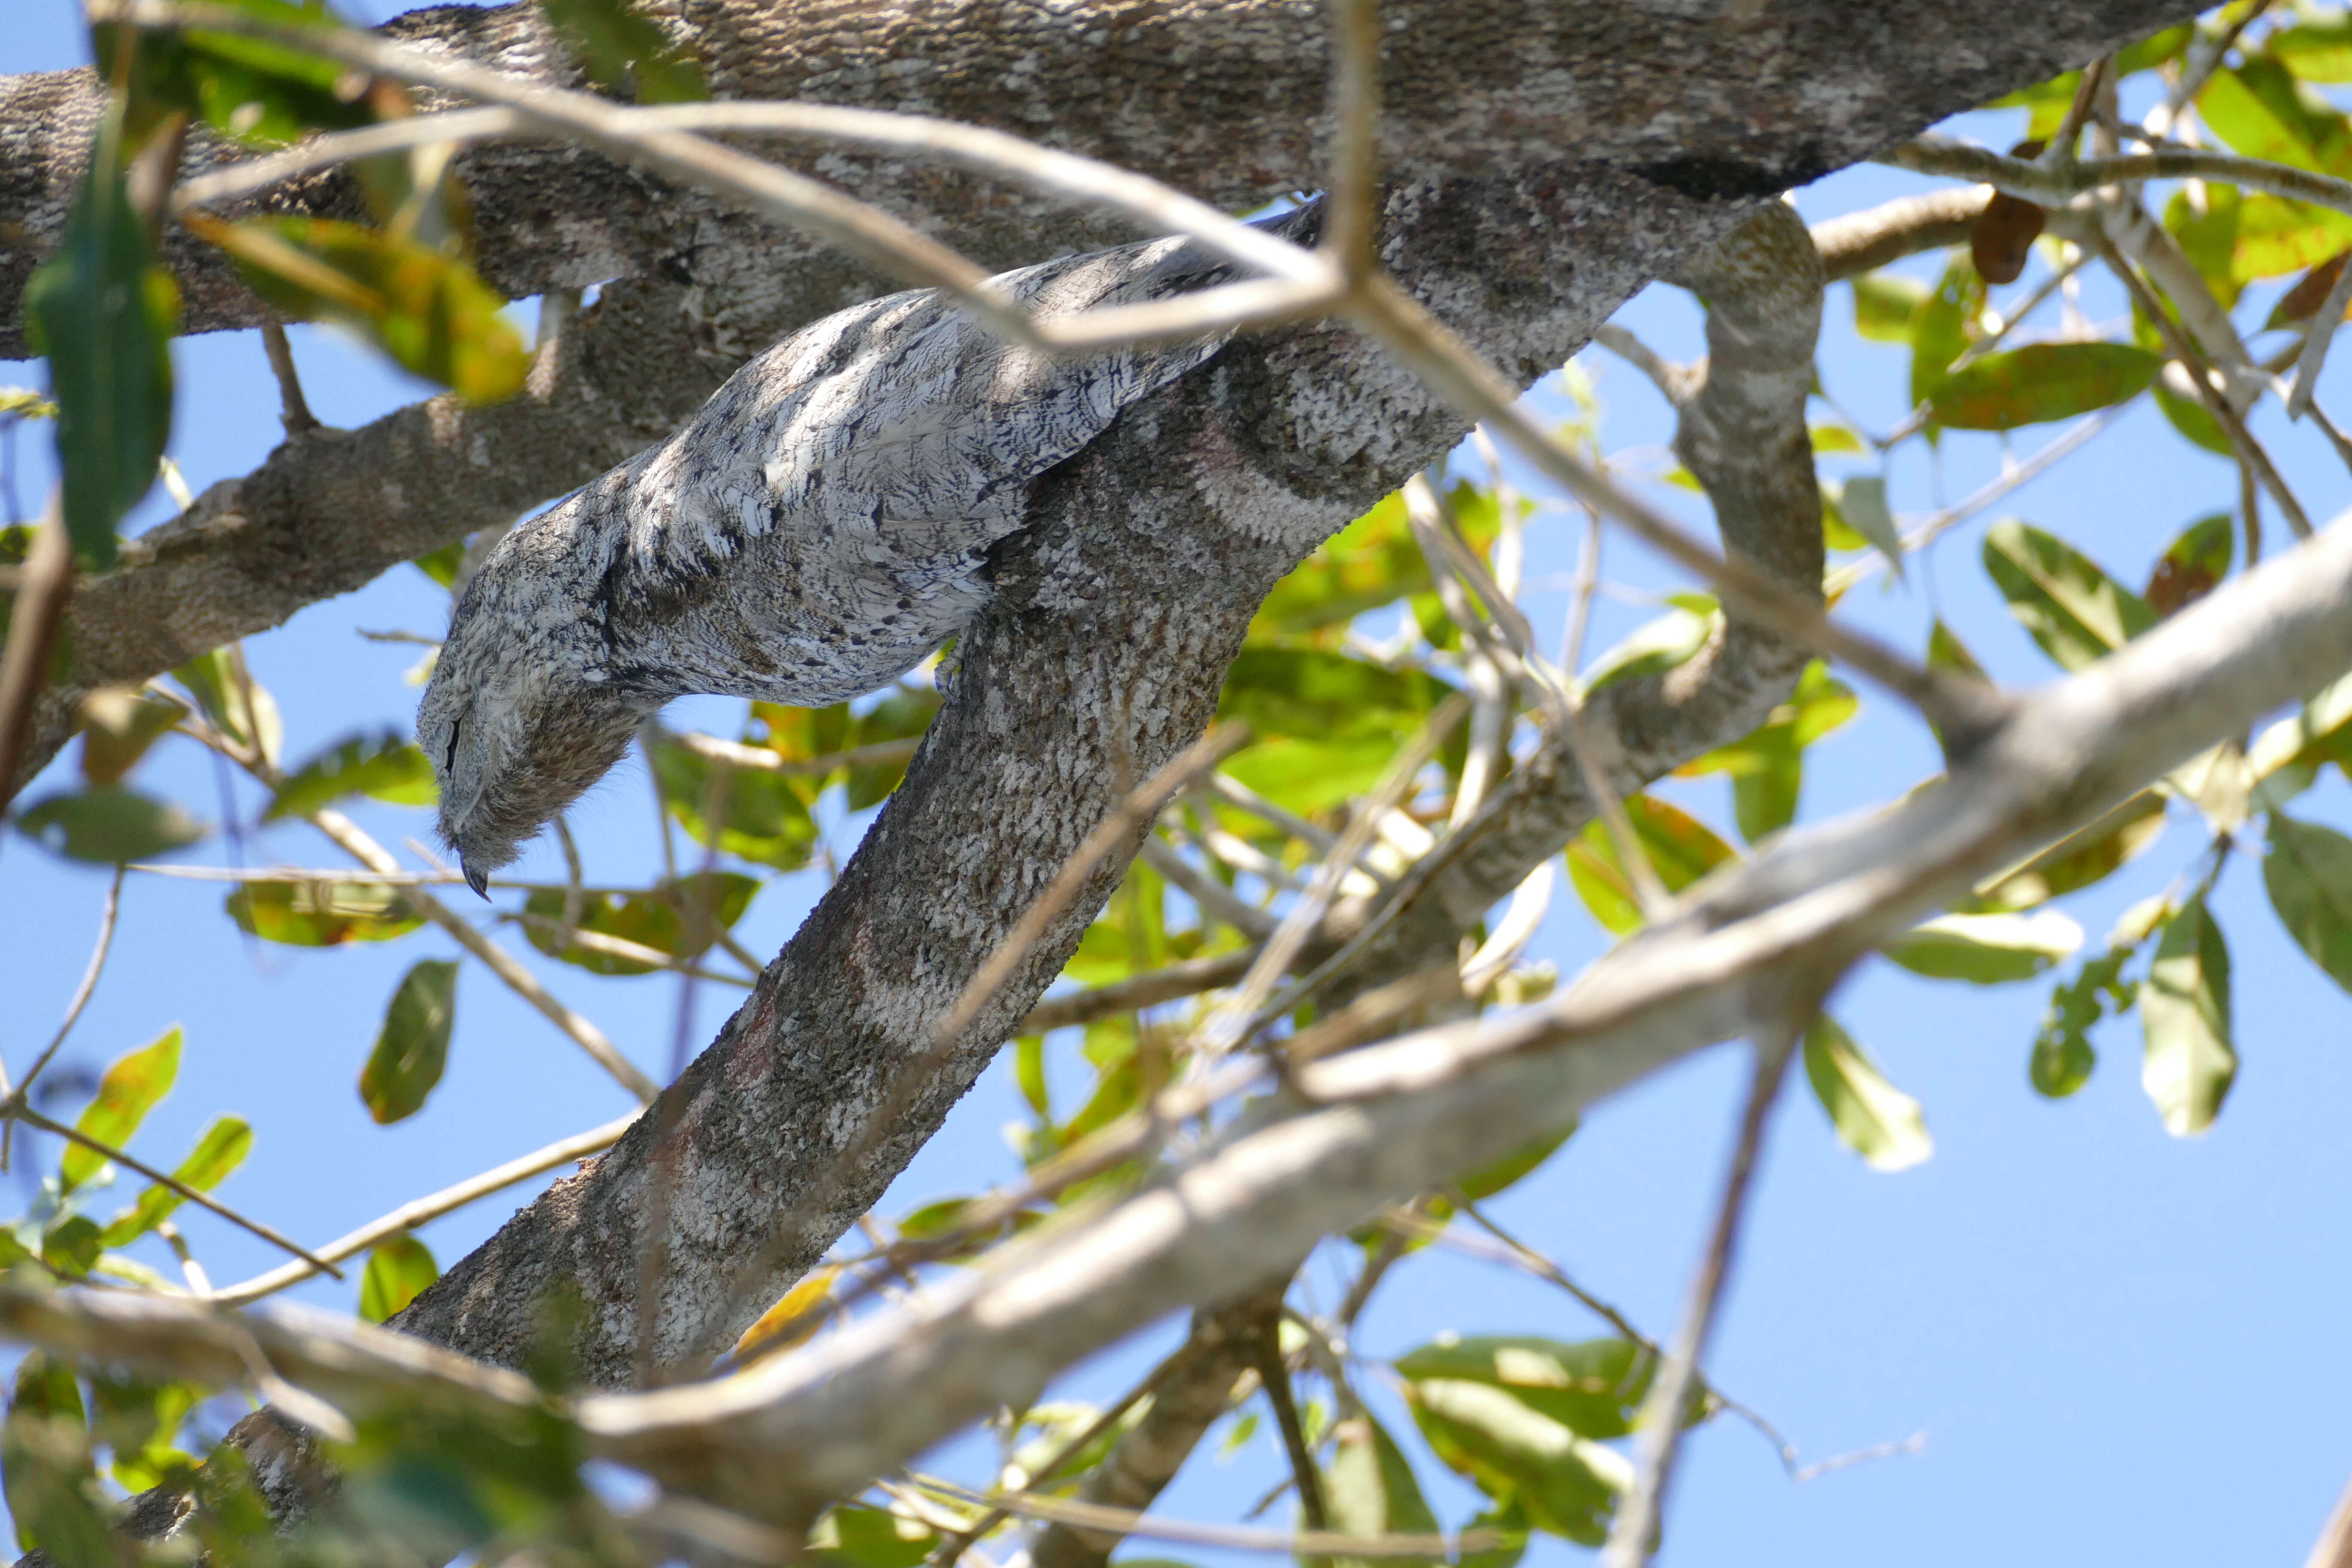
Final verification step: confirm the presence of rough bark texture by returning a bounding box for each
[0,0,2201,1390]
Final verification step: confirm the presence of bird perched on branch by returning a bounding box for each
[420,207,1313,895]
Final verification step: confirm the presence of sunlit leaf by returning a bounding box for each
[358,1235,438,1323]
[1402,1377,1632,1546]
[15,787,205,864]
[524,871,759,976]
[1394,1336,1657,1439]
[735,1266,838,1360]
[86,1371,202,1493]
[93,0,378,148]
[1455,1126,1575,1203]
[1326,1413,1440,1568]
[2167,183,2352,288]
[647,734,820,871]
[61,1027,182,1194]
[100,1115,252,1248]
[1803,1017,1931,1171]
[2031,942,2135,1099]
[227,880,424,946]
[1972,790,2168,911]
[1565,794,1738,935]
[2248,671,2352,809]
[1909,259,1985,416]
[807,1504,937,1568]
[846,688,940,810]
[21,113,176,570]
[266,729,437,819]
[358,960,457,1125]
[2199,57,2352,176]
[187,214,527,403]
[77,688,188,787]
[1883,910,2081,984]
[173,646,282,766]
[1850,272,1925,343]
[2141,896,2234,1137]
[1677,661,1856,843]
[2275,20,2352,82]
[1983,520,2155,671]
[1580,595,1719,695]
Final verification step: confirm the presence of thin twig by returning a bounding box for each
[1253,1321,1330,1553]
[0,493,70,808]
[1599,1022,1799,1568]
[10,1103,343,1278]
[1021,948,1262,1034]
[656,726,922,779]
[212,1112,637,1304]
[505,913,752,987]
[1883,136,2352,224]
[259,322,318,435]
[1139,835,1283,940]
[2288,254,2352,421]
[1320,0,1382,284]
[911,1476,1488,1560]
[4,864,128,1171]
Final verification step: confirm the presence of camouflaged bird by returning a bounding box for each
[420,210,1308,894]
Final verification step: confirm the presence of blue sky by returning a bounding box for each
[7,6,2352,1565]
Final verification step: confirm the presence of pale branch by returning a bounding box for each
[1810,187,1993,282]
[211,1113,640,1306]
[12,506,2347,1525]
[1884,135,2352,224]
[1019,949,1263,1035]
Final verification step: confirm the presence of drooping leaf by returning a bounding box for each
[541,0,707,102]
[358,960,457,1125]
[646,735,820,871]
[187,214,527,403]
[100,1115,252,1248]
[1326,1413,1441,1568]
[1678,661,1857,843]
[1983,520,2156,671]
[2263,814,2352,996]
[1927,343,2162,431]
[2199,58,2352,176]
[15,787,205,864]
[806,1504,938,1568]
[735,1266,839,1360]
[93,0,379,148]
[359,1235,439,1324]
[2031,942,2136,1099]
[2140,896,2235,1137]
[266,729,437,819]
[1394,1336,1653,1440]
[1883,910,2082,984]
[2144,512,2233,618]
[172,646,282,766]
[1401,1377,1632,1546]
[1909,259,1985,416]
[522,872,760,975]
[2275,20,2352,82]
[227,880,424,946]
[61,1027,182,1194]
[1565,794,1739,935]
[1972,790,2168,911]
[77,688,188,787]
[1803,1017,1932,1172]
[1834,474,1904,573]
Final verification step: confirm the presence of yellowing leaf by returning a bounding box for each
[1565,794,1738,934]
[736,1265,839,1358]
[1928,343,2162,431]
[62,1028,182,1193]
[2141,897,2235,1137]
[100,1116,251,1248]
[227,881,423,946]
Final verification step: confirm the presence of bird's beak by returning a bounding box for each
[462,858,490,899]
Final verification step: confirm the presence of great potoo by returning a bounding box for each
[419,207,1313,894]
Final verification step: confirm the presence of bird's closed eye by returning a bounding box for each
[443,716,463,774]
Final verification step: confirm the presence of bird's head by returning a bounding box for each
[418,540,648,896]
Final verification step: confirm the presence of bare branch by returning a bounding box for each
[1884,136,2352,224]
[0,496,69,809]
[1020,949,1262,1035]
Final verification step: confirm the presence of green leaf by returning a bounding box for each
[1803,1017,1932,1171]
[172,646,282,766]
[2144,511,2234,619]
[541,0,707,102]
[1394,1336,1651,1440]
[1219,648,1458,741]
[1678,661,1856,844]
[2167,183,2352,286]
[1983,520,2156,671]
[2031,943,2136,1099]
[14,787,205,864]
[2200,57,2352,176]
[40,1217,103,1279]
[266,729,437,819]
[190,214,527,403]
[1565,794,1738,935]
[1580,595,1719,695]
[1401,1378,1631,1546]
[1454,1126,1575,1202]
[1909,259,1985,415]
[87,1371,201,1494]
[2275,19,2352,82]
[1252,492,1437,644]
[93,0,379,149]
[5,1352,110,1563]
[359,1235,439,1323]
[647,735,820,870]
[1458,1503,1531,1568]
[22,116,177,570]
[1972,790,2168,911]
[1326,1413,1440,1568]
[807,1504,938,1568]
[1835,474,1904,573]
[411,539,466,589]
[100,1115,252,1248]
[227,880,424,946]
[2263,814,2352,996]
[2248,671,2352,808]
[1851,272,1926,343]
[523,872,760,975]
[845,688,940,810]
[77,688,188,787]
[1809,422,1866,455]
[62,1027,182,1194]
[1883,910,2082,984]
[358,960,457,1125]
[2141,896,2235,1136]
[1927,343,2162,431]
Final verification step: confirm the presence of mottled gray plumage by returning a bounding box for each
[420,211,1305,891]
